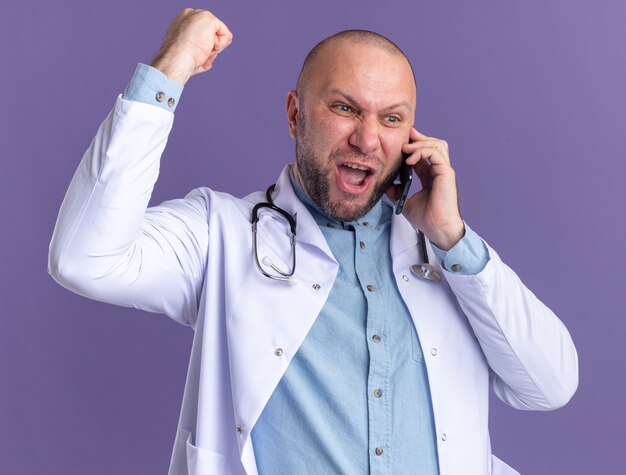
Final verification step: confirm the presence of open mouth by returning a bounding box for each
[336,162,374,193]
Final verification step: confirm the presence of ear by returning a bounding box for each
[286,89,299,140]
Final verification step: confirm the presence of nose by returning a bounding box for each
[348,116,381,155]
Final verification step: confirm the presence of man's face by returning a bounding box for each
[289,40,416,221]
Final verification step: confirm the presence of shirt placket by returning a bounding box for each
[353,223,390,474]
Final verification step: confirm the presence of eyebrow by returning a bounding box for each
[326,89,412,112]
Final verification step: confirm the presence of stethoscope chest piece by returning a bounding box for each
[411,263,441,282]
[412,230,442,282]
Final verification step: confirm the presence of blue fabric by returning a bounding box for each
[252,171,440,474]
[430,224,489,275]
[122,63,183,112]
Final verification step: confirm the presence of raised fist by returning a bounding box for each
[151,9,233,84]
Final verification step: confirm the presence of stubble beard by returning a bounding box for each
[295,122,400,222]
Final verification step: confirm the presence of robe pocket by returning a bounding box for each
[177,429,229,474]
[492,454,520,475]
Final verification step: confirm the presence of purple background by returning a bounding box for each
[1,0,624,473]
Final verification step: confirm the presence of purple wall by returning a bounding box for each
[1,1,624,473]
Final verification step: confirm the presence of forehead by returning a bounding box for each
[304,39,416,109]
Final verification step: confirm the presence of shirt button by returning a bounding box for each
[363,221,370,226]
[359,241,366,250]
[236,426,243,434]
[451,264,462,272]
[375,447,384,456]
[312,283,321,290]
[274,348,284,357]
[441,433,447,441]
[372,335,381,343]
[155,91,166,102]
[373,388,383,398]
[167,97,176,108]
[326,223,336,228]
[366,284,376,292]
[431,348,438,356]
[402,274,409,282]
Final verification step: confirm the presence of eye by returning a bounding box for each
[333,103,354,114]
[384,115,400,124]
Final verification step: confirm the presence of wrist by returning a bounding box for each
[151,53,194,85]
[425,220,465,251]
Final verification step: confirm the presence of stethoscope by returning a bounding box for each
[251,185,297,283]
[411,231,441,282]
[251,184,441,283]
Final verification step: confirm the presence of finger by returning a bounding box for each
[411,128,439,142]
[403,140,447,153]
[403,146,449,167]
[213,22,233,53]
[411,128,449,149]
[199,53,219,71]
[406,147,455,192]
[403,140,450,166]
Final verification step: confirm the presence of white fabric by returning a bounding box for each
[49,97,578,475]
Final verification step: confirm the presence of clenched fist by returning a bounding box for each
[151,9,233,85]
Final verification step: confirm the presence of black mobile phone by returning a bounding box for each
[394,151,412,215]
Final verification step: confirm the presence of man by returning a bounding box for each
[48,8,578,475]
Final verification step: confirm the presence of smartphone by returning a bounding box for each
[394,151,412,215]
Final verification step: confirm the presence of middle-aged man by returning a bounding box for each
[48,8,578,475]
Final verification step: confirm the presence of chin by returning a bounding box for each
[326,194,378,222]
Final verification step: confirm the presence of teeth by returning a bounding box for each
[344,163,369,171]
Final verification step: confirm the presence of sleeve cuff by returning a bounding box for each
[122,63,184,112]
[430,223,490,275]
